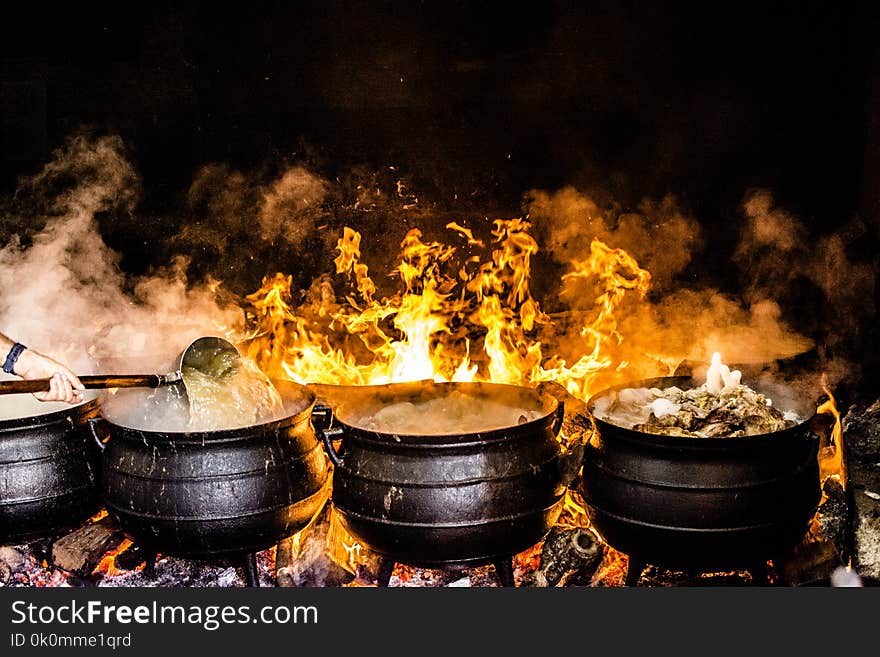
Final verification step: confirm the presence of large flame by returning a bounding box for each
[243,218,651,401]
[239,221,848,587]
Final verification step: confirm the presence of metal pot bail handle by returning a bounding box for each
[551,400,565,437]
[318,426,345,468]
[86,417,109,452]
[310,403,333,432]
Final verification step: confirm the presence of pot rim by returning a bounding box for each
[330,381,561,446]
[587,375,820,449]
[0,396,100,431]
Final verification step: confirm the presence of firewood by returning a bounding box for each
[779,540,842,586]
[274,536,295,587]
[51,516,124,575]
[521,526,602,587]
[276,504,354,587]
[536,381,594,442]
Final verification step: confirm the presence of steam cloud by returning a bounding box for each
[0,135,240,374]
[525,186,702,292]
[0,133,873,404]
[523,185,872,393]
[735,189,876,387]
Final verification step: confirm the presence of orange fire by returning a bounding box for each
[88,509,109,523]
[817,376,846,488]
[240,218,653,583]
[243,218,651,402]
[92,539,138,578]
[240,217,843,587]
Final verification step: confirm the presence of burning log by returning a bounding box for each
[113,543,152,572]
[536,381,592,483]
[521,527,602,587]
[779,541,841,586]
[274,536,295,586]
[275,504,354,587]
[50,515,124,576]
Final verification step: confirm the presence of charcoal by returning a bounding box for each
[0,546,25,584]
[96,550,276,587]
[637,565,756,587]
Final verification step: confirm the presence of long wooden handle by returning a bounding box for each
[0,374,173,395]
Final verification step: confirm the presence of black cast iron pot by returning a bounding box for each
[0,395,102,544]
[316,381,575,579]
[580,376,822,574]
[91,380,329,560]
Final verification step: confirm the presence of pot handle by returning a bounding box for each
[86,417,109,452]
[551,401,565,437]
[318,426,345,468]
[310,403,333,432]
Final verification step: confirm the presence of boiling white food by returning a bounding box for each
[182,358,286,431]
[355,390,543,435]
[591,353,801,438]
[102,357,286,432]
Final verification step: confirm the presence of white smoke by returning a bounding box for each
[0,135,242,376]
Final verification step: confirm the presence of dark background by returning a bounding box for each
[1,1,879,392]
[1,1,875,222]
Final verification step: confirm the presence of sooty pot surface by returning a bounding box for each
[1,395,102,544]
[95,380,329,558]
[318,381,576,566]
[580,376,822,570]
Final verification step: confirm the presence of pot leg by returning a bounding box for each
[375,558,395,587]
[749,562,770,586]
[242,552,260,588]
[493,558,516,587]
[143,551,158,579]
[624,557,645,587]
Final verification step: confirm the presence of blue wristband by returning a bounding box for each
[3,343,27,375]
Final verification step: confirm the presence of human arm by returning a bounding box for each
[0,333,84,403]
